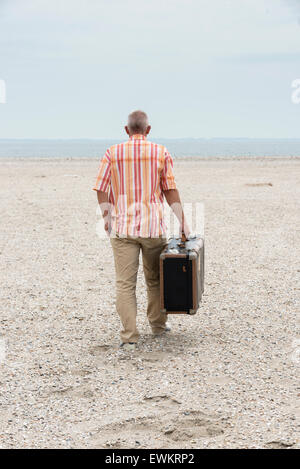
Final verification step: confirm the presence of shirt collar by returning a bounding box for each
[129,134,147,140]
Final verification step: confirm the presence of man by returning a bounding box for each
[93,110,188,350]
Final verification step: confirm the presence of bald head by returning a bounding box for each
[126,110,151,136]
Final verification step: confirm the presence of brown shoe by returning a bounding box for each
[120,342,136,351]
[152,323,171,336]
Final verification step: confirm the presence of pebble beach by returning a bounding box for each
[0,156,299,449]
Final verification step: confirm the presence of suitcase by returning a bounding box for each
[160,234,204,315]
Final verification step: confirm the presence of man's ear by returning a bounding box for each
[125,126,130,136]
[146,125,151,136]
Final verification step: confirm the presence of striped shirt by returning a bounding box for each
[93,134,177,237]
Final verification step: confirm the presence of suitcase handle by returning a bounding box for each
[179,231,187,247]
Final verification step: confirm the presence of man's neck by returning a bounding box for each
[129,134,147,139]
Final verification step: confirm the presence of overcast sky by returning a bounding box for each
[0,0,299,139]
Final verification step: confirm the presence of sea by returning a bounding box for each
[0,138,299,159]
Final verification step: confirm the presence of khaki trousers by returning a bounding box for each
[110,236,167,343]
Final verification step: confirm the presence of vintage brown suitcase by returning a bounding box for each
[160,234,204,315]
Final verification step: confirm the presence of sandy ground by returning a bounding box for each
[0,156,299,449]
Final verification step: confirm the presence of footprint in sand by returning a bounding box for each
[265,441,295,449]
[90,409,229,448]
[89,345,110,355]
[49,385,94,399]
[167,411,227,441]
[143,395,181,407]
[139,351,169,363]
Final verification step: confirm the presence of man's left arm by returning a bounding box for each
[96,190,111,234]
[93,149,112,234]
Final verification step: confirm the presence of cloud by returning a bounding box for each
[1,0,300,63]
[0,0,299,138]
[283,0,300,23]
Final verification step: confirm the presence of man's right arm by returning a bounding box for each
[160,148,189,237]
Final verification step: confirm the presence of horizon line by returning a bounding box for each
[1,137,300,141]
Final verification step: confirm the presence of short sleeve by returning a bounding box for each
[160,149,177,191]
[93,149,111,192]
